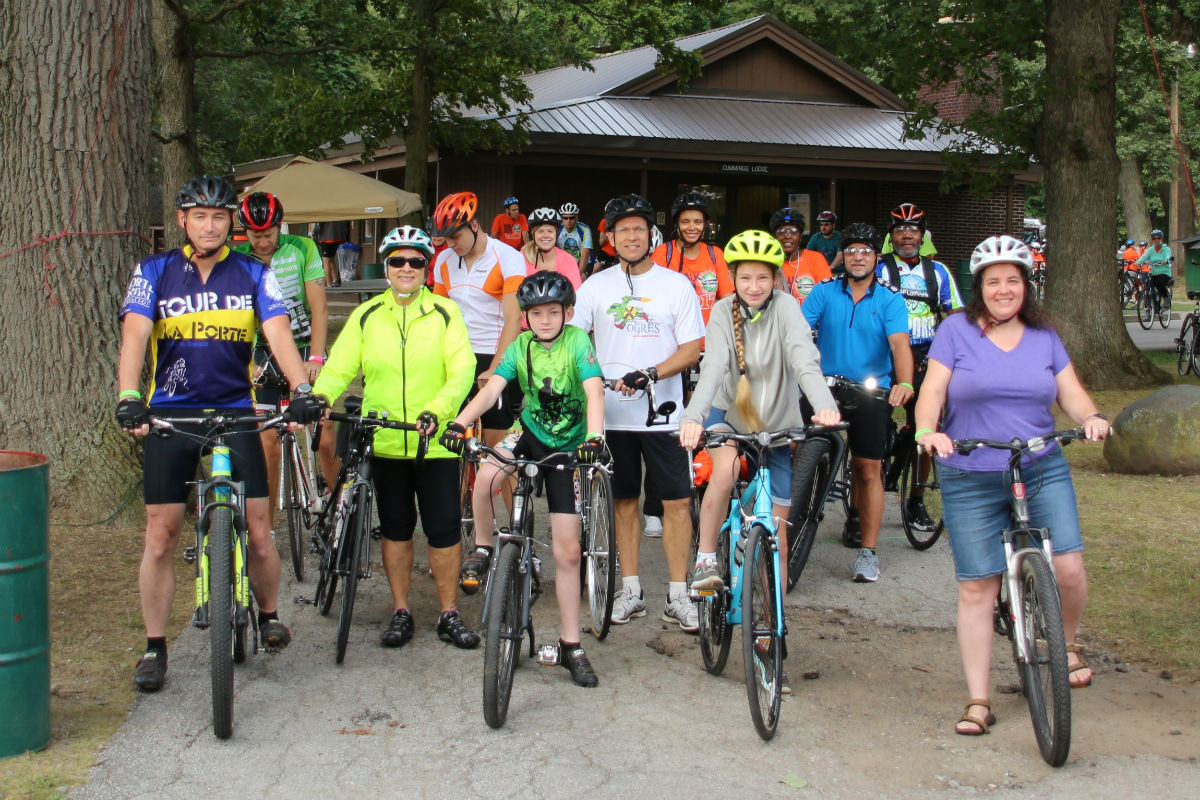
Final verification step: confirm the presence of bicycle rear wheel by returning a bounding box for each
[1176,315,1195,376]
[786,436,831,592]
[483,541,523,728]
[899,450,944,550]
[1016,552,1071,766]
[208,509,235,740]
[1137,289,1154,330]
[1120,273,1136,309]
[698,526,732,675]
[336,483,371,665]
[742,524,783,741]
[282,432,306,582]
[582,468,616,640]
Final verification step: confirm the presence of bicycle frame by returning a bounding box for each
[193,446,251,631]
[477,459,541,640]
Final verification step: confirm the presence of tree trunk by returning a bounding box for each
[151,0,202,249]
[1118,157,1152,242]
[0,0,152,510]
[1039,0,1166,389]
[403,0,436,219]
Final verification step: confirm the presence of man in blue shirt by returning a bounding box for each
[802,223,913,583]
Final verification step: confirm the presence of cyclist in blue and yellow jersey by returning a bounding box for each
[234,192,338,511]
[557,202,593,276]
[1135,229,1174,312]
[117,175,324,692]
[312,225,479,650]
[802,223,913,584]
[443,271,606,686]
[874,203,963,531]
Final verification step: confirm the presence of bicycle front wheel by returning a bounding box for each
[582,468,616,640]
[742,524,783,741]
[1137,289,1154,330]
[1017,552,1072,766]
[483,541,523,728]
[457,456,475,557]
[336,483,371,665]
[282,433,306,582]
[1158,288,1173,327]
[1176,315,1195,376]
[208,509,235,740]
[698,525,732,675]
[899,450,944,550]
[786,436,831,592]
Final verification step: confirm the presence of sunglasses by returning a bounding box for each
[844,247,876,256]
[386,256,428,270]
[775,227,800,235]
[562,215,577,220]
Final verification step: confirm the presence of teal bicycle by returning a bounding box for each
[691,425,841,741]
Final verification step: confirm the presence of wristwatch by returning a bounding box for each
[294,382,313,395]
[646,366,659,383]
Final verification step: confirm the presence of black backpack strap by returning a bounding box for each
[882,253,901,289]
[919,257,944,325]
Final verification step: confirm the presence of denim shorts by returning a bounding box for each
[705,408,792,505]
[938,447,1084,581]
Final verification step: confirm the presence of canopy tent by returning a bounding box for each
[241,155,422,222]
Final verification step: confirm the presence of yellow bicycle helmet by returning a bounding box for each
[724,229,785,270]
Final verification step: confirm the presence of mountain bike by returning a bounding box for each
[691,427,831,741]
[1119,265,1142,310]
[463,439,601,728]
[1138,272,1173,330]
[1175,290,1200,377]
[949,429,1086,766]
[312,408,425,664]
[784,421,849,591]
[149,411,283,740]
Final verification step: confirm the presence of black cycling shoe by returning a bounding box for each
[437,610,481,649]
[906,497,936,532]
[133,650,167,692]
[559,642,599,688]
[260,619,292,650]
[381,609,415,648]
[842,512,862,549]
[459,546,492,595]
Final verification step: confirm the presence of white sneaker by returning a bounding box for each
[663,592,699,633]
[611,587,647,624]
[643,515,663,537]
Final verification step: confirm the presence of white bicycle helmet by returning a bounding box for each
[650,225,664,252]
[559,202,580,216]
[970,234,1033,276]
[379,225,434,258]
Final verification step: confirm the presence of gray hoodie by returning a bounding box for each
[682,290,836,432]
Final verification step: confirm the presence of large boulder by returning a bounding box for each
[1104,385,1200,475]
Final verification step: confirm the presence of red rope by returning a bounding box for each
[1138,0,1200,230]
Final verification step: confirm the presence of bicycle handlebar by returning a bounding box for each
[149,412,282,436]
[602,377,677,427]
[463,438,585,473]
[825,374,891,405]
[326,410,429,463]
[952,428,1086,457]
[696,423,850,452]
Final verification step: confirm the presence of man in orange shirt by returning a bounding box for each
[770,208,831,307]
[489,196,529,250]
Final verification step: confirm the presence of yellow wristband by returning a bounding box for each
[118,389,143,401]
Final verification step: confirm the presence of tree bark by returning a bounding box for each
[403,0,437,218]
[1039,0,1167,389]
[0,0,152,509]
[151,0,202,249]
[1118,157,1152,242]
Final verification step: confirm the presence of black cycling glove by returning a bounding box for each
[576,435,604,465]
[440,422,468,455]
[287,392,325,424]
[116,398,148,430]
[620,369,652,391]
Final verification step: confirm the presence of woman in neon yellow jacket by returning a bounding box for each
[313,225,479,650]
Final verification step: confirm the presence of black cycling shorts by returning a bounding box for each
[317,241,342,260]
[841,394,892,461]
[606,430,691,502]
[143,411,268,504]
[371,456,460,548]
[469,353,523,431]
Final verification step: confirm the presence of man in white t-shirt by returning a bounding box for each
[570,194,704,632]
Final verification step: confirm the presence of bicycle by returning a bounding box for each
[148,411,283,740]
[784,421,849,592]
[463,439,610,728]
[1175,290,1200,376]
[691,426,835,741]
[311,407,425,664]
[947,429,1087,766]
[1118,263,1142,310]
[1137,272,1173,330]
[456,416,483,559]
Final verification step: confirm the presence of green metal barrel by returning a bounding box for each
[956,259,974,304]
[0,451,51,758]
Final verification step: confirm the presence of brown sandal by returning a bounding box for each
[1066,644,1093,689]
[955,699,996,736]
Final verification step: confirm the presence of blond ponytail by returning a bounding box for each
[732,300,764,431]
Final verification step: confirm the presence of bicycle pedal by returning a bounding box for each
[182,546,197,564]
[537,643,560,666]
[370,526,382,541]
[690,589,717,601]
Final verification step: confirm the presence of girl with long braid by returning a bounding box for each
[679,230,841,603]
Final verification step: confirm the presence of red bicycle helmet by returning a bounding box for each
[238,192,284,231]
[431,191,479,236]
[889,203,926,231]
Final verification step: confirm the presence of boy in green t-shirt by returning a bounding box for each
[442,271,605,686]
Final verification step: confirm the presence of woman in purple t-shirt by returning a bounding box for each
[914,235,1110,737]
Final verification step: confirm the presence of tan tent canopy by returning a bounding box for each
[241,155,422,222]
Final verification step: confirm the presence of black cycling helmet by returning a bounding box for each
[768,207,805,233]
[889,203,926,232]
[603,194,655,230]
[670,191,710,222]
[237,191,284,231]
[816,210,838,224]
[840,222,880,252]
[177,174,238,211]
[516,270,575,310]
[527,207,562,229]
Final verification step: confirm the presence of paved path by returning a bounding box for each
[75,499,1199,800]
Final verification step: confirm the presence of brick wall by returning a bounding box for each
[917,76,1002,126]
[875,182,1026,268]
